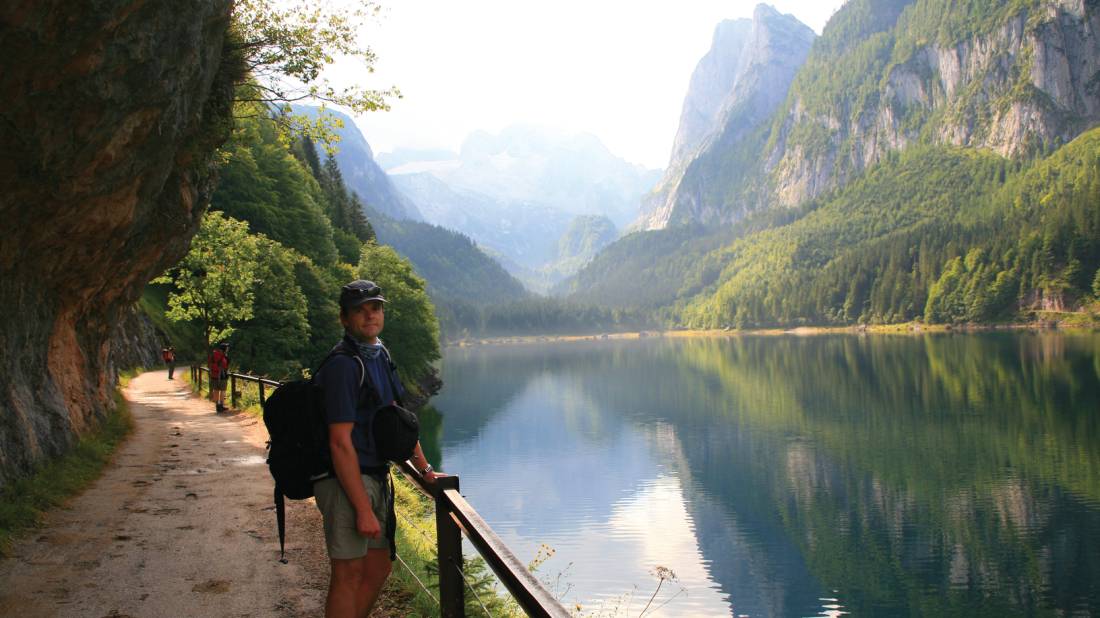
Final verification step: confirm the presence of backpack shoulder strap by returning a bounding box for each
[375,340,404,406]
[316,344,365,389]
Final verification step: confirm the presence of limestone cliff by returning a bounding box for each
[636,5,815,230]
[108,307,163,376]
[765,0,1100,209]
[0,1,237,487]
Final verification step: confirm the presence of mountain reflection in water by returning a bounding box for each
[428,333,1100,617]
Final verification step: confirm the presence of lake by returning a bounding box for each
[427,332,1100,617]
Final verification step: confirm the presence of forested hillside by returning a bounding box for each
[684,130,1100,327]
[369,209,530,307]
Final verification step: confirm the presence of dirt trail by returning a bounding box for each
[0,370,330,617]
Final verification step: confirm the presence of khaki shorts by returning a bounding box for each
[313,474,390,559]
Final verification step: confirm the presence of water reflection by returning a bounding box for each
[430,333,1100,616]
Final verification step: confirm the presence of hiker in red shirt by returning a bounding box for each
[208,343,229,413]
[161,346,176,380]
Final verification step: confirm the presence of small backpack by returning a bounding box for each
[362,342,420,464]
[372,402,420,463]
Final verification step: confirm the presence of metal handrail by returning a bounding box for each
[189,363,570,618]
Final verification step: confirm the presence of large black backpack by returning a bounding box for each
[263,348,362,562]
[262,344,419,562]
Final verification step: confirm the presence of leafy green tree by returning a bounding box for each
[212,111,339,266]
[293,258,344,366]
[228,0,399,147]
[357,242,440,388]
[230,237,310,378]
[1093,268,1100,299]
[153,212,260,352]
[319,154,375,244]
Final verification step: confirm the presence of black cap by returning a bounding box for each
[340,280,387,310]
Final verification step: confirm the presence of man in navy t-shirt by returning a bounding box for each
[313,279,438,617]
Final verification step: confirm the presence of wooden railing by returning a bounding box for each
[190,364,569,618]
[190,365,280,408]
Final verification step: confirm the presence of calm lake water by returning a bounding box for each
[427,333,1100,617]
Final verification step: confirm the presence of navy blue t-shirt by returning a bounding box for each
[316,337,405,469]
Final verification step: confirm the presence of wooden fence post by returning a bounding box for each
[435,475,465,617]
[259,381,265,406]
[230,374,237,409]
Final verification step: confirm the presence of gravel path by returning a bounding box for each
[0,370,331,617]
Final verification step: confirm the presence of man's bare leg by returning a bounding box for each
[327,550,391,618]
[355,548,392,615]
[327,557,363,618]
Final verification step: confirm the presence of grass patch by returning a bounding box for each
[118,367,142,389]
[0,388,134,556]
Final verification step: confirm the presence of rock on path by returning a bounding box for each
[0,370,329,617]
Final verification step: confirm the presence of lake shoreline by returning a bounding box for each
[445,317,1100,347]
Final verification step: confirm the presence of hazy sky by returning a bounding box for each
[342,1,847,168]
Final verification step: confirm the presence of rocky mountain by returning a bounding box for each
[636,5,816,230]
[758,0,1100,210]
[0,1,236,486]
[667,20,755,172]
[293,105,422,221]
[566,0,1100,328]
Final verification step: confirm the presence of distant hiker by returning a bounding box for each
[314,279,437,617]
[162,346,176,380]
[208,343,229,413]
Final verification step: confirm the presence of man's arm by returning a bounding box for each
[329,422,381,538]
[408,442,438,484]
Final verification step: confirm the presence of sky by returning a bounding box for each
[340,1,847,169]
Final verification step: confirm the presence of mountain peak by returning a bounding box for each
[636,6,816,230]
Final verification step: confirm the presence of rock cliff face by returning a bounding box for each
[766,0,1100,209]
[636,5,815,230]
[0,1,236,487]
[108,308,163,375]
[667,19,754,173]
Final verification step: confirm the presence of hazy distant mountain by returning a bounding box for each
[376,148,458,172]
[383,125,658,289]
[391,171,571,272]
[547,214,618,278]
[292,105,422,221]
[386,125,661,229]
